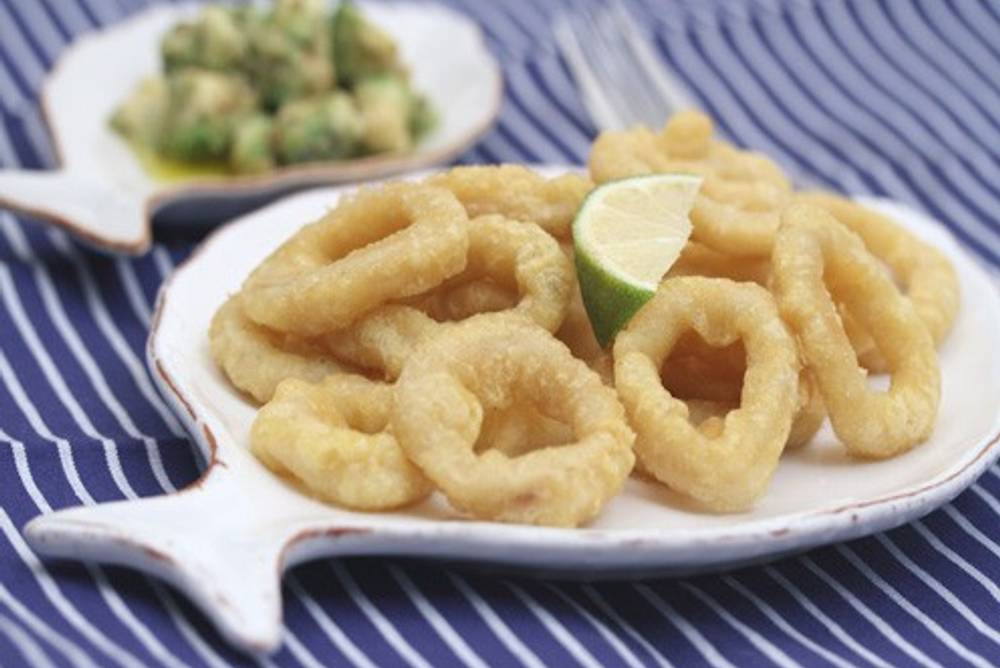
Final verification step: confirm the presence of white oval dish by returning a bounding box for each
[0,2,501,255]
[24,167,1000,654]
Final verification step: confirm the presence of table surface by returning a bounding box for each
[1,0,999,666]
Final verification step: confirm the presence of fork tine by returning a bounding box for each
[573,8,645,128]
[590,4,670,127]
[571,5,662,129]
[611,3,695,113]
[554,3,693,132]
[571,9,633,128]
[553,15,629,131]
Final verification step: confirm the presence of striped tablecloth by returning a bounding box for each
[1,0,999,666]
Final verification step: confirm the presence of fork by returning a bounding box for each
[553,2,694,131]
[555,3,825,188]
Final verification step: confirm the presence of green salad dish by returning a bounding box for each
[110,0,437,177]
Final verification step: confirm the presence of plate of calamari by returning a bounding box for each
[25,111,1000,653]
[0,0,501,254]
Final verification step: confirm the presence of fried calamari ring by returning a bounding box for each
[674,389,823,450]
[661,109,714,158]
[240,182,468,336]
[667,241,771,285]
[425,165,592,239]
[642,390,822,452]
[320,305,437,380]
[325,215,573,379]
[477,399,575,458]
[553,242,615,383]
[414,215,573,332]
[417,280,517,321]
[251,375,431,510]
[799,192,959,360]
[786,370,826,450]
[681,399,733,438]
[392,316,635,527]
[772,203,940,458]
[614,277,799,511]
[554,242,608,371]
[209,295,356,404]
[657,334,825,450]
[688,200,782,258]
[556,275,604,360]
[589,111,792,257]
[839,304,884,373]
[557,296,612,383]
[704,141,789,197]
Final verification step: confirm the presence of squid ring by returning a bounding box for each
[785,370,826,450]
[417,280,517,321]
[320,304,438,381]
[240,182,469,337]
[476,398,576,459]
[797,192,959,370]
[251,375,432,510]
[554,242,612,381]
[325,215,574,379]
[614,277,800,511]
[667,240,772,285]
[412,215,573,331]
[425,165,592,239]
[209,295,356,404]
[391,315,635,527]
[658,332,825,451]
[588,111,792,257]
[688,198,781,257]
[772,202,940,458]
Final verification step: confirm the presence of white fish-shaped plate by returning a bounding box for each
[24,168,1000,654]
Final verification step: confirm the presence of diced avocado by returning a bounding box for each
[109,76,169,148]
[333,3,400,87]
[245,9,333,110]
[157,70,257,162]
[230,114,275,174]
[273,92,363,163]
[408,92,437,140]
[161,7,248,72]
[355,74,412,153]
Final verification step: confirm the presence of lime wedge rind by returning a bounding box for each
[572,173,701,347]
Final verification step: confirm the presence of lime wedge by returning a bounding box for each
[573,173,701,347]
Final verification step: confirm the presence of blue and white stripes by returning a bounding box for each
[0,0,998,665]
